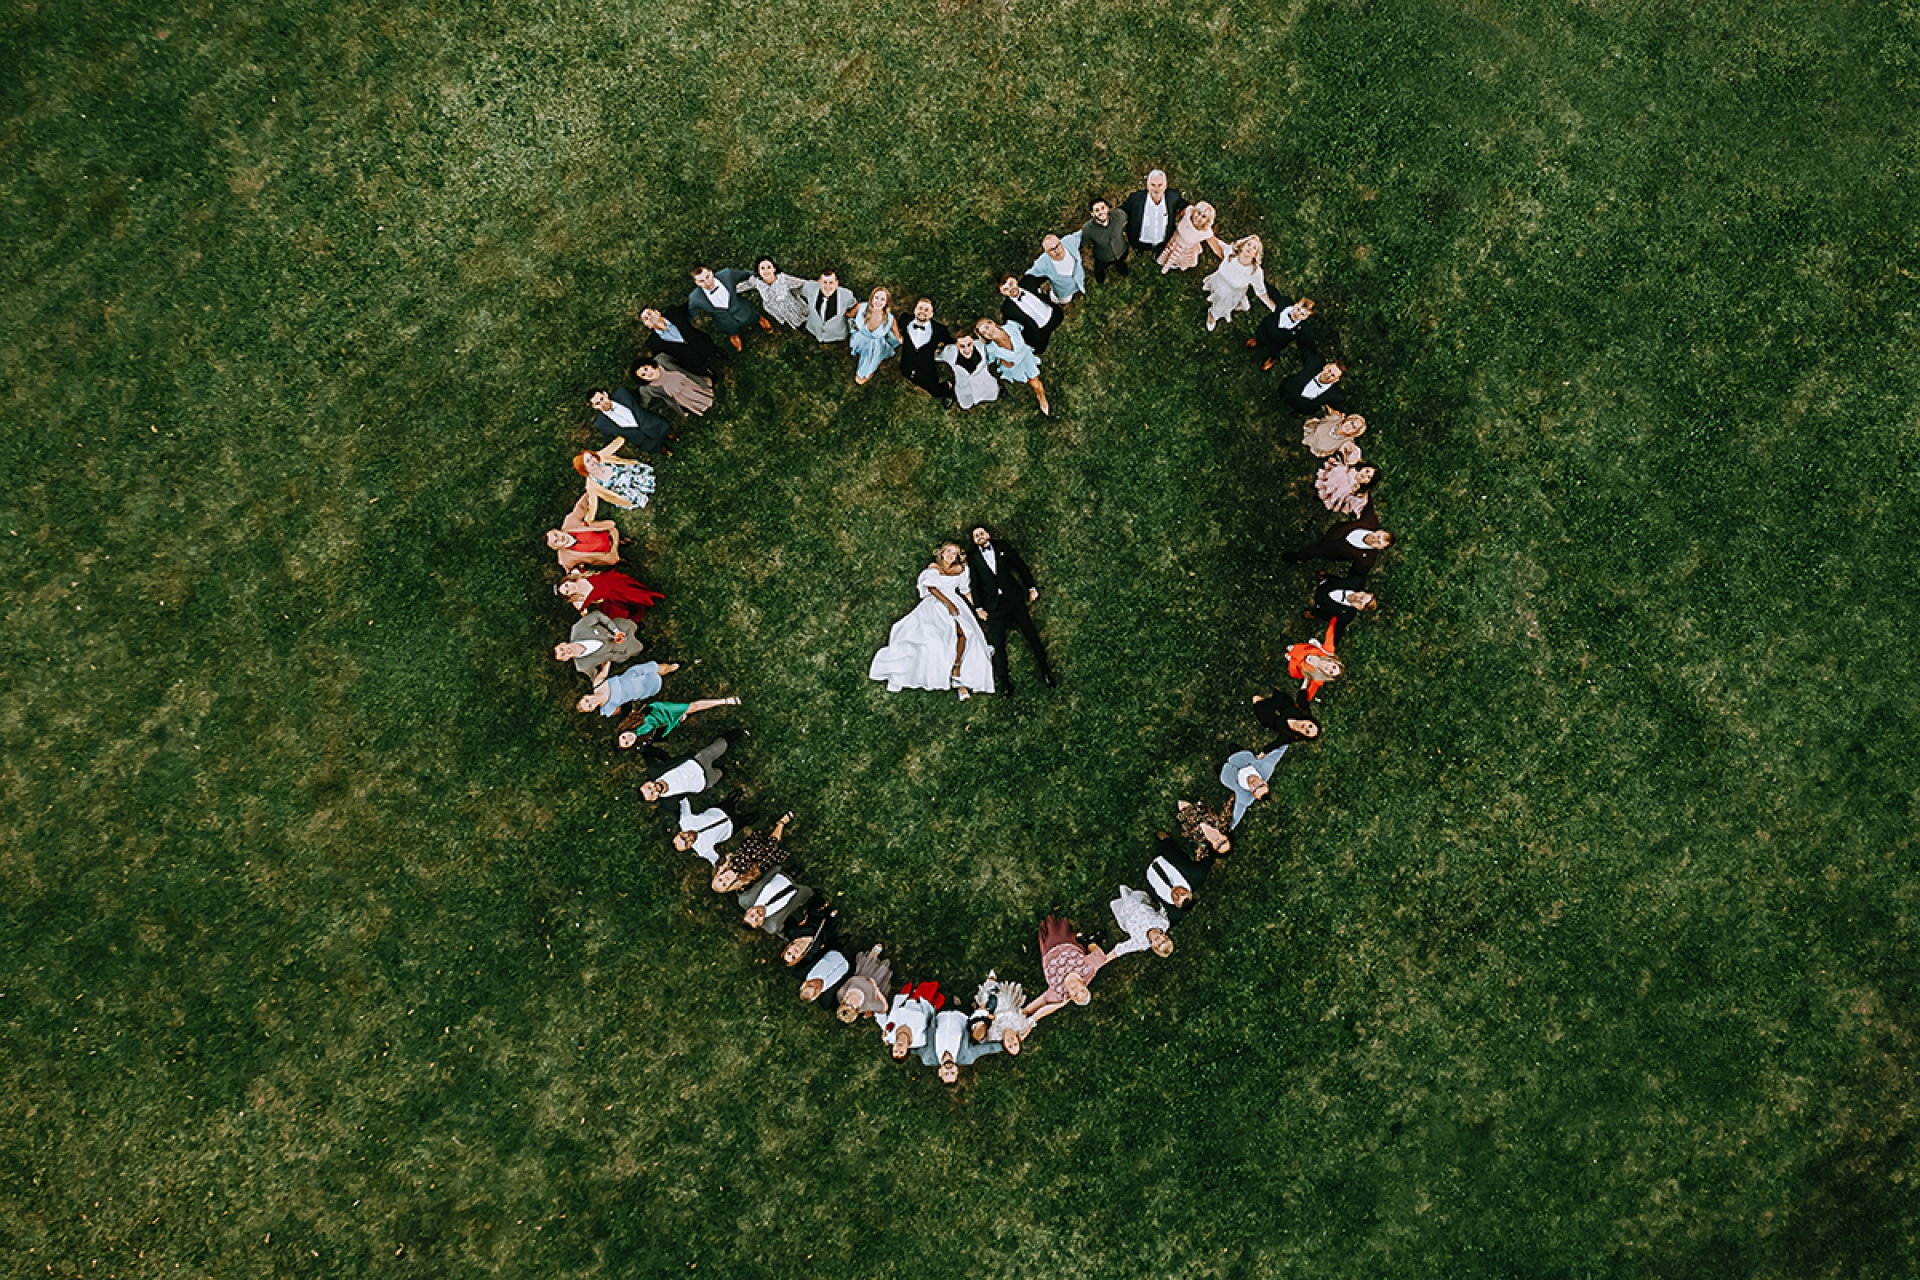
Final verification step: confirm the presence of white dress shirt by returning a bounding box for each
[677,801,733,866]
[701,280,732,310]
[1140,195,1169,244]
[1010,291,1051,327]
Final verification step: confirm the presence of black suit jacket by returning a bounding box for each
[1279,364,1350,416]
[1288,507,1386,573]
[1252,691,1320,754]
[1120,188,1190,251]
[1254,303,1326,359]
[897,318,952,381]
[999,281,1061,349]
[595,387,672,452]
[964,540,1038,618]
[1310,572,1373,627]
[646,303,723,376]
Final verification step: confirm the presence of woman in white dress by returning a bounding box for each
[1201,235,1276,332]
[868,542,995,700]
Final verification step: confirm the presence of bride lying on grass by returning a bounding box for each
[867,541,994,701]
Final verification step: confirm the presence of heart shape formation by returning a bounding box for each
[545,191,1389,1085]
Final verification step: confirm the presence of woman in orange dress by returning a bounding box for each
[1287,619,1343,701]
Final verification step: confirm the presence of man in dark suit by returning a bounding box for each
[589,387,672,453]
[896,297,953,401]
[1282,506,1394,573]
[962,524,1054,696]
[1248,296,1325,371]
[1278,359,1349,416]
[1146,832,1210,920]
[1308,572,1378,627]
[687,265,767,351]
[639,304,723,378]
[997,273,1062,354]
[1120,169,1189,256]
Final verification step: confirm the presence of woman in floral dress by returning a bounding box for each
[574,438,657,511]
[739,256,810,330]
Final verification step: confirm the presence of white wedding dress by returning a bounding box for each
[868,565,996,694]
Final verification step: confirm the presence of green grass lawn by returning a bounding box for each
[4,0,1918,1275]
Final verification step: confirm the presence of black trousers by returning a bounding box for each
[1091,253,1130,282]
[984,605,1051,688]
[902,361,954,400]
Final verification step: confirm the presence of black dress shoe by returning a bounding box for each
[1041,673,1057,689]
[1000,685,1016,699]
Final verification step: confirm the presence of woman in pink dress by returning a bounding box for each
[1156,201,1226,273]
[1314,441,1378,516]
[1022,916,1111,1021]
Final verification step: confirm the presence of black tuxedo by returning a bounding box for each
[646,303,724,378]
[897,318,954,400]
[999,279,1061,354]
[1283,507,1387,573]
[1278,363,1350,417]
[1120,187,1190,253]
[1253,302,1326,362]
[1147,834,1210,918]
[963,537,1053,692]
[594,387,672,453]
[1309,572,1373,627]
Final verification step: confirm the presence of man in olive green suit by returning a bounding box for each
[553,610,645,680]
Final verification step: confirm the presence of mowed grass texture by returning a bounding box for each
[4,0,1919,1276]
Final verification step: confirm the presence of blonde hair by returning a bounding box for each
[1188,202,1216,229]
[1235,235,1263,266]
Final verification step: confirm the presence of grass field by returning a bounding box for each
[4,0,1919,1275]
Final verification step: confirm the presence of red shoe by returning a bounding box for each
[728,334,743,352]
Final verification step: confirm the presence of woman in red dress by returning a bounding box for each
[545,493,621,571]
[556,569,664,624]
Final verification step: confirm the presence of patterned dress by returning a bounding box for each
[1107,885,1171,958]
[1178,801,1233,850]
[595,459,657,509]
[719,830,788,884]
[739,270,810,329]
[1035,915,1105,1006]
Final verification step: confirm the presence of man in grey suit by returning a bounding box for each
[800,270,858,344]
[687,265,766,351]
[553,610,644,680]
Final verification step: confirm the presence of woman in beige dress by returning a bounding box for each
[1302,409,1367,457]
[631,354,714,417]
[1157,201,1226,272]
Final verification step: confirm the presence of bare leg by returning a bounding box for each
[952,623,971,698]
[682,696,741,722]
[1028,377,1050,415]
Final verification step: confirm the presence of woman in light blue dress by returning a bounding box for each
[848,287,902,385]
[974,318,1051,415]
